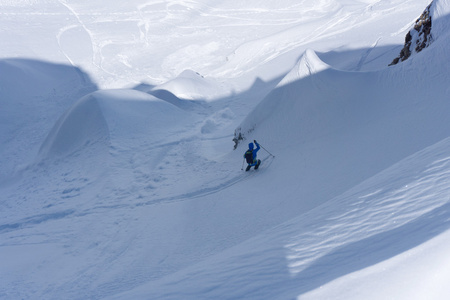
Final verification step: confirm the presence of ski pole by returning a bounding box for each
[257,141,275,157]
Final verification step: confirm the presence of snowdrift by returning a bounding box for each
[3,0,450,299]
[111,136,450,300]
[150,69,224,101]
[110,2,450,298]
[38,89,191,163]
[37,92,110,159]
[235,14,450,212]
[0,59,96,179]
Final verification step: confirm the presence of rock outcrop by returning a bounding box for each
[389,2,433,65]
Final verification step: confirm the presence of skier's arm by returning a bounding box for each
[254,140,260,152]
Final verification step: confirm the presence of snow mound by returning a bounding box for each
[0,59,90,104]
[152,70,222,101]
[277,49,330,88]
[235,48,333,142]
[38,93,110,159]
[233,29,450,226]
[3,1,450,299]
[132,83,193,109]
[0,59,96,178]
[38,89,188,161]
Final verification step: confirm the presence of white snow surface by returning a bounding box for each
[1,0,450,299]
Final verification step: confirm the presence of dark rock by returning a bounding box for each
[389,2,433,66]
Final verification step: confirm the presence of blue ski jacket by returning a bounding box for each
[245,142,260,165]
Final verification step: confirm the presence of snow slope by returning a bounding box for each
[2,0,450,299]
[0,59,97,181]
[112,134,450,300]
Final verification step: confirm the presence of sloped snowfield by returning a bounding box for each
[1,0,450,299]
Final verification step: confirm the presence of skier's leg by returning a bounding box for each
[255,159,261,169]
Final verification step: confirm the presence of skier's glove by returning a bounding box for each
[254,140,258,144]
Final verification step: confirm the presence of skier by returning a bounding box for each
[244,140,261,171]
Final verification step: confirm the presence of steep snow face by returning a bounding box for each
[235,8,450,216]
[234,49,331,144]
[0,59,96,180]
[277,49,331,88]
[389,3,433,65]
[112,136,450,300]
[38,94,110,159]
[2,0,450,299]
[431,0,450,36]
[150,70,223,101]
[38,89,193,172]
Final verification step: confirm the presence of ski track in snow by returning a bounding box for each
[1,0,448,299]
[0,154,275,237]
[355,37,381,70]
[1,0,426,87]
[101,138,450,300]
[135,154,276,205]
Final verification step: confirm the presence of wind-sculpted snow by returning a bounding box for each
[38,89,191,161]
[235,49,331,142]
[38,93,109,159]
[151,69,224,101]
[2,0,450,299]
[0,59,96,180]
[0,0,432,89]
[278,49,331,87]
[237,20,450,200]
[112,137,450,300]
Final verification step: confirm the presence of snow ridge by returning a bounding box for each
[2,0,450,299]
